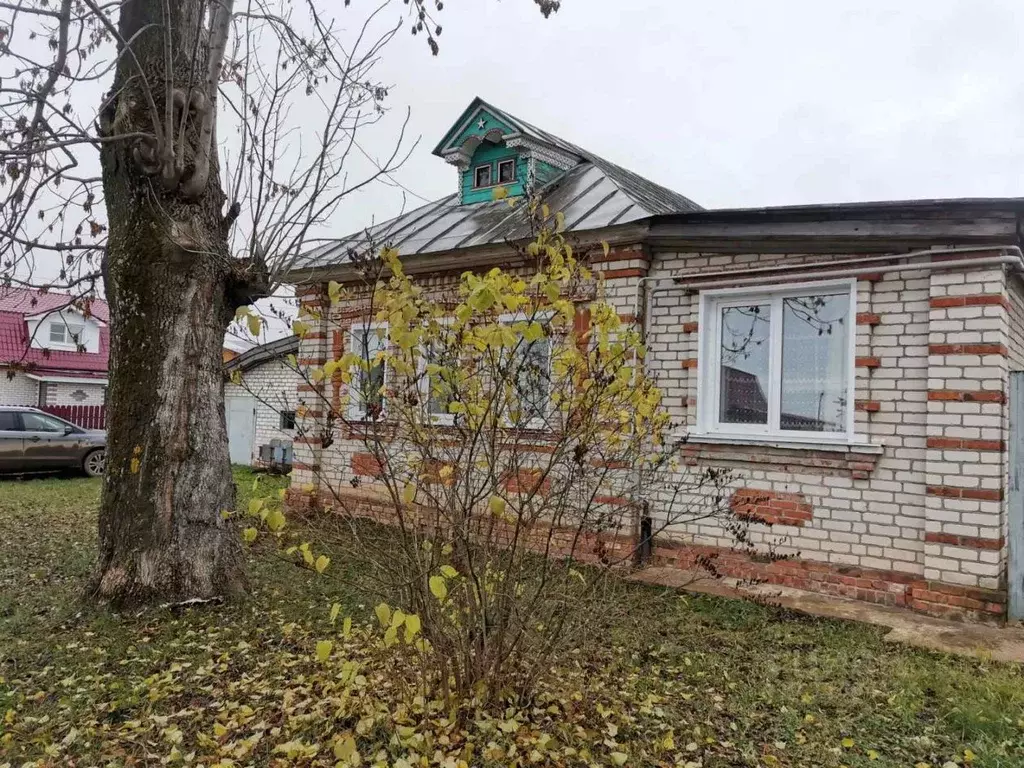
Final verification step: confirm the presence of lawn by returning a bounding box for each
[1,470,1023,767]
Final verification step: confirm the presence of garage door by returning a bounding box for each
[225,395,256,466]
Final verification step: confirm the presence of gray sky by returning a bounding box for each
[344,0,1023,232]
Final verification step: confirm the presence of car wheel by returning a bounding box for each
[83,448,106,478]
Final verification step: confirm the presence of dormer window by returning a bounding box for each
[498,159,516,184]
[473,164,492,189]
[49,321,83,347]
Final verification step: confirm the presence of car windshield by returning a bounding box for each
[21,412,68,432]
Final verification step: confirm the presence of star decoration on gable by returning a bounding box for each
[477,118,487,130]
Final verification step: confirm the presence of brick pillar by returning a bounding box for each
[923,265,1008,602]
[291,282,330,498]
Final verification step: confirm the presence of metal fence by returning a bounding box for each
[41,404,106,430]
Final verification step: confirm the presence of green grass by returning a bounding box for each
[1,469,1023,767]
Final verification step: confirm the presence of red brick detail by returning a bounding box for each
[926,485,1003,501]
[927,389,1006,403]
[680,441,880,479]
[924,532,1004,550]
[929,343,1008,356]
[503,468,550,495]
[855,400,881,412]
[297,356,327,366]
[297,383,324,393]
[929,294,1009,309]
[682,321,699,333]
[574,306,591,352]
[291,462,321,472]
[419,458,459,486]
[301,331,328,341]
[651,541,1005,622]
[617,313,640,325]
[926,437,1004,451]
[858,272,884,282]
[730,488,813,527]
[351,452,383,478]
[855,356,881,368]
[681,358,698,369]
[592,494,636,507]
[597,267,647,280]
[855,312,881,326]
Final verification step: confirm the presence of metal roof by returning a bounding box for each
[224,335,299,373]
[287,99,701,275]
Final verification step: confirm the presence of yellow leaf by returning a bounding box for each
[247,498,263,516]
[328,280,342,303]
[867,750,879,761]
[265,508,285,532]
[602,240,610,258]
[404,613,421,641]
[440,565,458,578]
[292,319,311,337]
[213,722,227,738]
[489,496,506,518]
[329,603,341,624]
[342,616,352,638]
[429,575,448,601]
[610,752,628,766]
[315,640,333,662]
[374,603,392,628]
[315,555,330,574]
[390,609,406,628]
[242,527,258,544]
[439,464,453,480]
[841,738,855,748]
[964,749,977,763]
[492,185,509,200]
[333,735,358,762]
[383,625,399,647]
[246,313,261,337]
[130,457,140,474]
[402,483,416,504]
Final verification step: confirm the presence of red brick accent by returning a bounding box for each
[297,383,324,393]
[924,532,1004,550]
[617,313,640,325]
[856,312,881,326]
[926,485,1003,501]
[929,294,1008,309]
[858,272,884,282]
[297,356,327,366]
[300,331,328,341]
[681,358,698,369]
[928,389,1006,403]
[651,541,1005,622]
[926,437,1004,451]
[574,306,591,352]
[503,468,550,495]
[597,267,648,280]
[855,356,881,368]
[929,343,1008,356]
[681,441,880,479]
[730,488,813,527]
[855,400,881,412]
[682,321,699,333]
[592,494,636,507]
[351,452,383,478]
[291,462,321,472]
[287,489,1006,623]
[419,458,459,486]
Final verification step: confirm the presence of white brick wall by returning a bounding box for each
[0,369,39,405]
[226,358,304,454]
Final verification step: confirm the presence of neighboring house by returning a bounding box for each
[0,287,109,408]
[223,335,301,466]
[282,97,1024,623]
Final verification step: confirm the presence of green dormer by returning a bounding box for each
[433,98,582,204]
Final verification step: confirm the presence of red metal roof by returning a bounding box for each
[0,287,109,376]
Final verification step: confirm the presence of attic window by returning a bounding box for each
[473,164,492,189]
[498,159,516,184]
[49,321,83,346]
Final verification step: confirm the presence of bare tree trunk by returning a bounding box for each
[90,0,253,606]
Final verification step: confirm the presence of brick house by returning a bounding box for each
[282,98,1024,623]
[0,287,109,408]
[223,335,301,466]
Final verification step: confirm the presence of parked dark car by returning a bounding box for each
[0,406,106,476]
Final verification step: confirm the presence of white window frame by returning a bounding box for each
[418,321,457,427]
[695,279,857,444]
[347,321,389,422]
[499,311,555,431]
[497,158,516,184]
[472,163,492,189]
[48,321,84,349]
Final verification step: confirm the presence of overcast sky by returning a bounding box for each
[344,0,1023,228]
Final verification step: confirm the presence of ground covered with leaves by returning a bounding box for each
[1,470,1023,767]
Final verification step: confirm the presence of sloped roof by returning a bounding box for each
[0,287,109,375]
[288,99,701,274]
[224,334,299,373]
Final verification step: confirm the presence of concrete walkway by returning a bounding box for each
[630,566,1024,664]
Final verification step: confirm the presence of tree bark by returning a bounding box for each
[90,0,249,606]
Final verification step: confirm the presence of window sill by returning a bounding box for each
[676,432,884,479]
[678,432,883,454]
